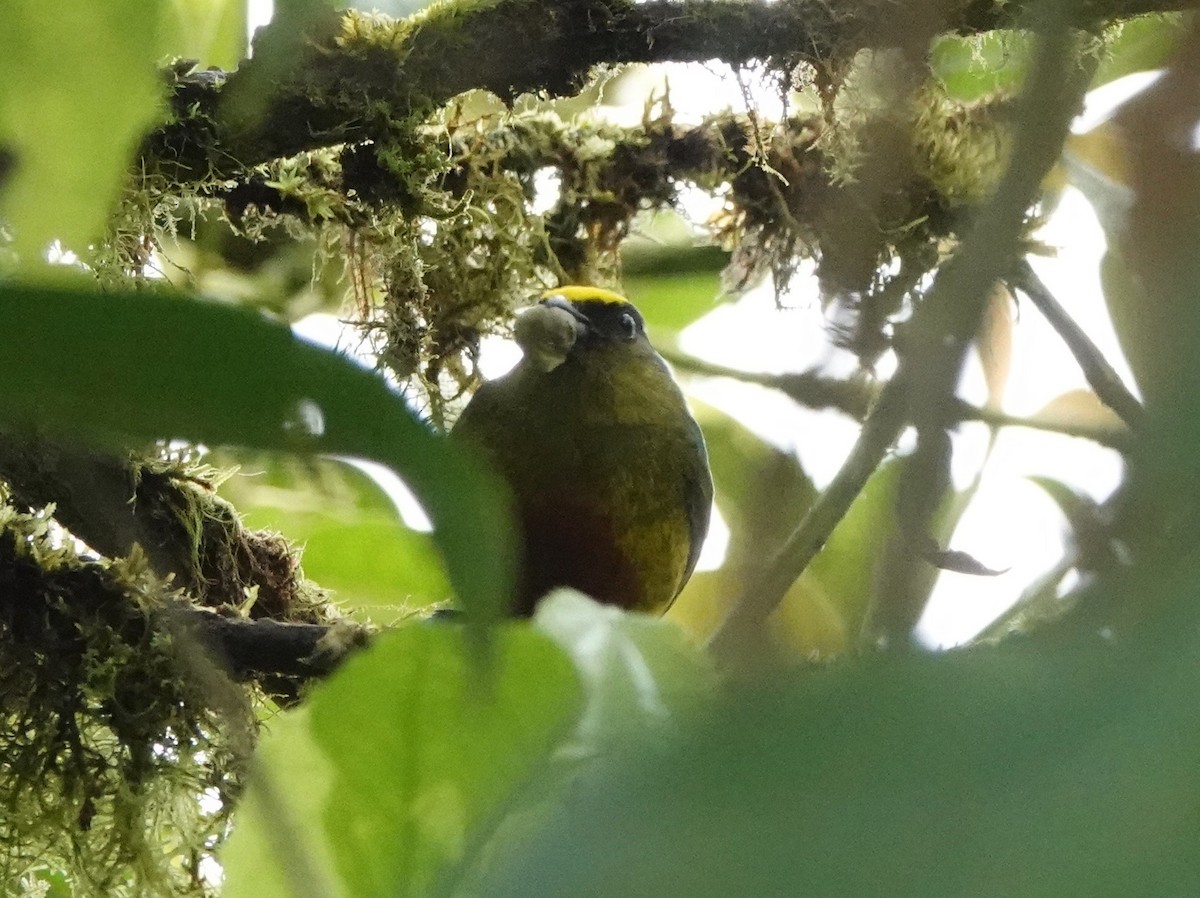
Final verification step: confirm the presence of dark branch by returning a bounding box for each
[173,609,370,681]
[1008,258,1146,429]
[0,435,320,620]
[143,0,1192,181]
[664,348,1132,449]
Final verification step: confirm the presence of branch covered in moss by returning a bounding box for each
[178,611,370,680]
[0,436,325,621]
[144,0,1189,182]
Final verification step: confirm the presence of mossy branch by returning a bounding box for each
[144,0,1189,182]
[0,436,324,621]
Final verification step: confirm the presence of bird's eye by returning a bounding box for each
[618,312,638,341]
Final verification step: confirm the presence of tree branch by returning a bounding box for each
[144,0,1190,182]
[707,371,910,663]
[0,519,367,687]
[664,348,1132,449]
[173,609,369,681]
[0,435,323,621]
[1008,258,1146,429]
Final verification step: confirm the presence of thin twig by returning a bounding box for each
[1008,257,1146,429]
[666,349,1131,449]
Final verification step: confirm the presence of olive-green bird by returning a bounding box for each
[452,286,712,616]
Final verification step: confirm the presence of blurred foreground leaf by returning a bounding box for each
[535,591,717,750]
[0,283,513,620]
[220,624,582,898]
[482,560,1200,897]
[0,2,163,261]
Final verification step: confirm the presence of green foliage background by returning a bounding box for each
[1,0,1199,895]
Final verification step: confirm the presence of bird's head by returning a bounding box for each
[514,286,647,372]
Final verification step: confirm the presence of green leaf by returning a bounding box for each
[480,563,1200,897]
[0,283,514,621]
[220,623,582,898]
[534,590,717,749]
[217,454,451,614]
[626,268,725,333]
[0,2,164,261]
[1094,14,1187,88]
[623,237,729,332]
[801,458,903,642]
[162,0,249,70]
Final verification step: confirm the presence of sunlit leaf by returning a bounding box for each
[975,284,1014,411]
[0,2,164,261]
[668,406,836,654]
[1028,388,1128,434]
[803,459,904,646]
[220,624,582,898]
[1094,14,1187,87]
[217,455,451,615]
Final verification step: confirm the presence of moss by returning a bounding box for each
[0,505,252,897]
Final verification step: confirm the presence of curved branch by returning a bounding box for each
[665,348,1133,449]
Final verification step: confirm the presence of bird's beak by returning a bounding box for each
[514,298,590,372]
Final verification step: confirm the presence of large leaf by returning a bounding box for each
[220,623,582,898]
[0,2,164,261]
[0,283,513,620]
[479,560,1200,897]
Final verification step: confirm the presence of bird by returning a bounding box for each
[451,286,712,616]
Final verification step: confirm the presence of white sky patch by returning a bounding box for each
[530,167,563,215]
[1073,70,1164,133]
[247,0,273,43]
[334,456,434,532]
[599,61,790,127]
[695,503,729,572]
[915,188,1128,647]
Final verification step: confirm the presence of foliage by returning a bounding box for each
[0,0,1198,896]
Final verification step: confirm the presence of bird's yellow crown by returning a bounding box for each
[542,285,629,306]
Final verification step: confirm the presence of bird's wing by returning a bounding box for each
[677,419,714,593]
